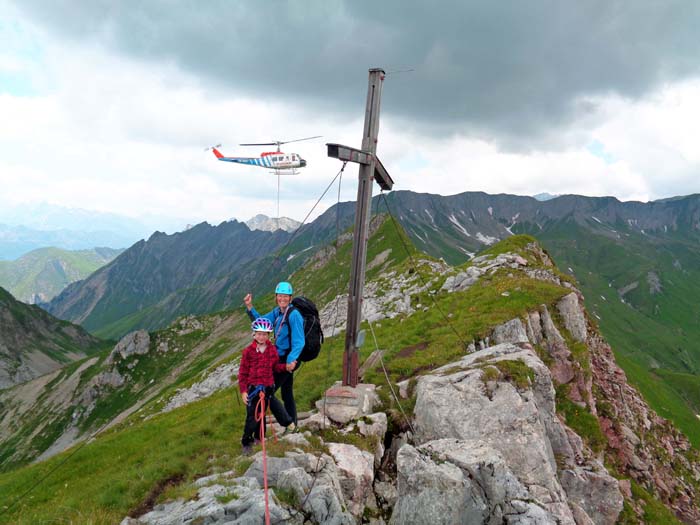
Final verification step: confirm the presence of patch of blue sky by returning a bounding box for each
[586,140,616,165]
[0,17,45,96]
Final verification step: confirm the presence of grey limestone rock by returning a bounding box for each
[556,293,588,343]
[491,318,529,345]
[106,330,150,365]
[123,476,297,525]
[560,468,624,525]
[407,343,624,524]
[390,440,556,525]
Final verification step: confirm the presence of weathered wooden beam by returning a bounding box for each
[327,143,393,191]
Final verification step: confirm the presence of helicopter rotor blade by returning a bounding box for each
[279,135,322,145]
[239,136,321,147]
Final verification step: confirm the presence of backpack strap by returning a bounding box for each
[285,305,296,354]
[274,306,293,358]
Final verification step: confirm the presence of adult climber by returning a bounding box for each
[244,281,305,425]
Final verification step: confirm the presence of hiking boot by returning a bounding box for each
[241,445,253,456]
[282,422,297,436]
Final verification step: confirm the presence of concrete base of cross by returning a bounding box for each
[316,382,380,425]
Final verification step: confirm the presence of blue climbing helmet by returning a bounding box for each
[251,318,274,332]
[275,281,293,295]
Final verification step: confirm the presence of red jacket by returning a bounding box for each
[238,341,287,393]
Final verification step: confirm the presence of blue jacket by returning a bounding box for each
[247,305,305,364]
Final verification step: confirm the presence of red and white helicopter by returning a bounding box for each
[208,136,321,175]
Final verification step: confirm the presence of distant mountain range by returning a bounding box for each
[41,191,700,442]
[0,203,192,259]
[2,228,698,522]
[0,247,122,304]
[245,214,301,232]
[44,221,305,339]
[0,223,133,260]
[0,286,105,389]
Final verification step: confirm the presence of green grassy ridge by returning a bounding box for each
[524,221,700,447]
[0,286,106,378]
[0,235,580,523]
[0,247,121,303]
[0,312,247,473]
[0,388,242,524]
[292,214,417,304]
[91,214,406,340]
[0,233,686,522]
[85,232,322,340]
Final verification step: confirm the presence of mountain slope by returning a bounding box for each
[40,190,700,445]
[0,247,122,304]
[0,287,105,389]
[378,190,700,445]
[0,233,697,523]
[45,221,294,337]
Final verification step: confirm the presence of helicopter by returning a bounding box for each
[208,136,321,175]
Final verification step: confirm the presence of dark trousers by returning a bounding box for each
[273,358,297,425]
[241,386,292,446]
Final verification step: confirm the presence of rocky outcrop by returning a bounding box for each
[489,290,700,523]
[396,343,623,524]
[319,259,449,337]
[162,361,239,413]
[392,440,557,524]
[588,332,700,522]
[105,330,151,365]
[441,251,529,293]
[0,286,101,389]
[125,441,374,525]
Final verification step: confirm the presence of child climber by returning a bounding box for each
[238,317,296,454]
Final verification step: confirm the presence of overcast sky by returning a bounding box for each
[2,0,699,230]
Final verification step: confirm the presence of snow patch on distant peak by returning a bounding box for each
[411,228,426,243]
[592,216,602,224]
[287,245,314,261]
[424,209,439,230]
[487,206,493,216]
[458,247,475,258]
[476,232,498,245]
[448,214,471,237]
[504,212,520,236]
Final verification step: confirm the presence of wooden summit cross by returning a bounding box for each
[327,68,394,387]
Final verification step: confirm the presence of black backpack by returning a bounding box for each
[286,296,324,362]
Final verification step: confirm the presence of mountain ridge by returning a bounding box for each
[1,232,698,523]
[0,286,105,389]
[0,246,122,304]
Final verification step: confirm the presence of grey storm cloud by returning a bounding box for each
[18,0,700,148]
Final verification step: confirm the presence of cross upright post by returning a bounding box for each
[327,67,393,387]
